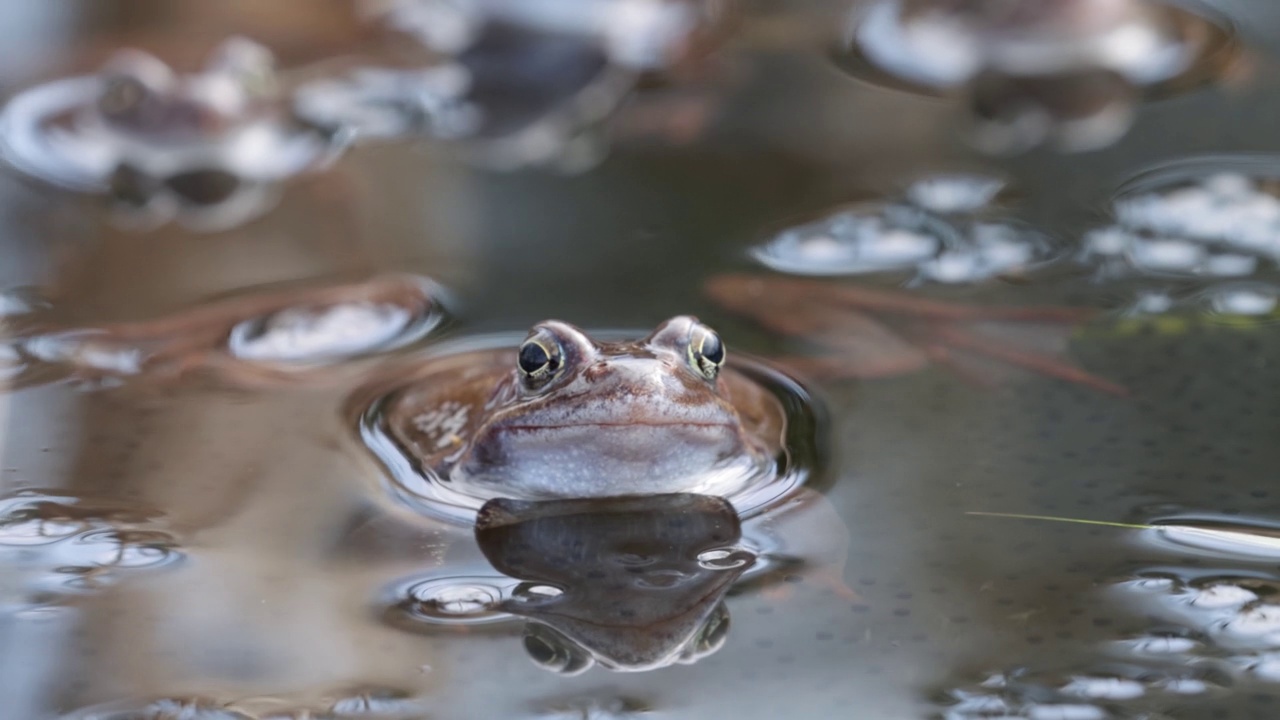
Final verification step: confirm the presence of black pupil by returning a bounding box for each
[519,341,550,374]
[700,333,724,365]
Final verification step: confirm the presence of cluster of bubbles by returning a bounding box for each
[0,274,443,392]
[941,515,1280,719]
[940,663,1228,720]
[750,174,1058,285]
[748,160,1280,329]
[0,0,721,230]
[64,688,426,720]
[1114,571,1280,687]
[1079,164,1280,319]
[0,490,182,610]
[1085,172,1280,280]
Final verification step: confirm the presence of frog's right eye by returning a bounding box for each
[99,75,148,116]
[517,330,564,390]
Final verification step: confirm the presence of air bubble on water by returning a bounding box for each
[1243,653,1280,682]
[1117,634,1199,655]
[23,332,145,375]
[1154,677,1208,694]
[229,302,414,363]
[696,548,753,570]
[0,516,84,545]
[1023,702,1107,720]
[1200,282,1280,316]
[0,491,181,605]
[1059,676,1145,700]
[511,583,564,605]
[1217,603,1280,640]
[327,687,425,717]
[66,697,254,720]
[751,204,948,277]
[1202,253,1259,277]
[1121,577,1176,593]
[1184,583,1257,609]
[385,574,522,625]
[1126,237,1207,273]
[905,174,1005,214]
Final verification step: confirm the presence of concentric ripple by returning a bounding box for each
[380,572,524,629]
[0,490,182,607]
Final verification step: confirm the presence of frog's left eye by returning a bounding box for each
[517,330,564,390]
[688,324,725,381]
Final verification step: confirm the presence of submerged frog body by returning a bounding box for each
[383,316,786,499]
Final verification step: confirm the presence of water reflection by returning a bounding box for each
[836,0,1237,153]
[704,273,1126,393]
[384,493,752,674]
[476,494,748,673]
[0,37,339,231]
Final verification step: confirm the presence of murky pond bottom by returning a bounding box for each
[6,1,1280,719]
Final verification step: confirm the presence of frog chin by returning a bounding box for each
[453,422,772,499]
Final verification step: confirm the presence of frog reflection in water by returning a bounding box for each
[383,316,786,498]
[705,274,1126,395]
[474,493,751,673]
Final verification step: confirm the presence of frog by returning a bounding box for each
[380,315,787,500]
[9,274,441,390]
[843,0,1232,153]
[703,273,1126,395]
[14,36,337,230]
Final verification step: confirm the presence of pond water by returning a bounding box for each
[4,1,1280,718]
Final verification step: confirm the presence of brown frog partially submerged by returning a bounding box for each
[381,316,787,499]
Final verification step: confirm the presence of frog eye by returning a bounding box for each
[99,75,148,116]
[687,324,725,381]
[522,623,593,675]
[517,331,564,389]
[679,602,731,664]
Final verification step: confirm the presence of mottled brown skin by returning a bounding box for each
[92,41,278,144]
[383,316,787,498]
[704,273,1126,395]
